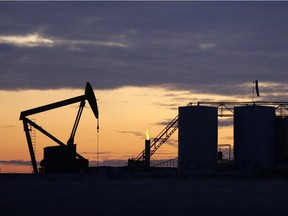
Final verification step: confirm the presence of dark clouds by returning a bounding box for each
[0,2,288,96]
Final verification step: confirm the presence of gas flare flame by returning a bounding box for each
[145,129,150,140]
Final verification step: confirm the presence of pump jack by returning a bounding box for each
[20,82,99,174]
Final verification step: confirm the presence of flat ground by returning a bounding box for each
[0,172,288,216]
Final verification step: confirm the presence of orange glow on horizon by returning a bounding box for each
[0,86,236,173]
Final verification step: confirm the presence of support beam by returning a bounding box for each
[24,117,86,161]
[20,95,85,120]
[67,101,85,146]
[23,120,38,174]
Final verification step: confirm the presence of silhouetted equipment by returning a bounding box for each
[153,157,178,168]
[255,80,260,97]
[218,144,232,161]
[128,112,179,170]
[145,138,151,168]
[41,145,88,173]
[129,99,288,172]
[130,101,288,171]
[252,80,260,103]
[128,131,151,169]
[20,82,98,174]
[234,106,275,169]
[178,106,218,171]
[132,113,179,163]
[275,116,288,163]
[217,149,223,161]
[28,120,37,160]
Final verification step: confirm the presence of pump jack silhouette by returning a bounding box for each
[20,82,99,174]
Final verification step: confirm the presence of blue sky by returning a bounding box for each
[0,1,287,99]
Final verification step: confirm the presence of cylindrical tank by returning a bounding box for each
[275,116,288,164]
[178,106,218,171]
[234,106,275,169]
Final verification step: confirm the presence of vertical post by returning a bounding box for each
[252,80,255,104]
[23,120,38,174]
[145,139,150,168]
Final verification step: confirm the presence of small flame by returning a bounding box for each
[145,129,150,140]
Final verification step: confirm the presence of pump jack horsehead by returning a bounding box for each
[20,82,99,174]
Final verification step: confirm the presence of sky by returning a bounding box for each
[0,1,288,173]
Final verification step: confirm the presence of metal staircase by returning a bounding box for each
[132,103,194,161]
[133,115,179,161]
[132,101,288,165]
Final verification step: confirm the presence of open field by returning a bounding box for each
[1,172,288,216]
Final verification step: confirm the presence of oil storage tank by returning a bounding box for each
[275,116,288,164]
[178,106,218,171]
[234,106,275,169]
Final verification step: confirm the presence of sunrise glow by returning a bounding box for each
[1,2,288,173]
